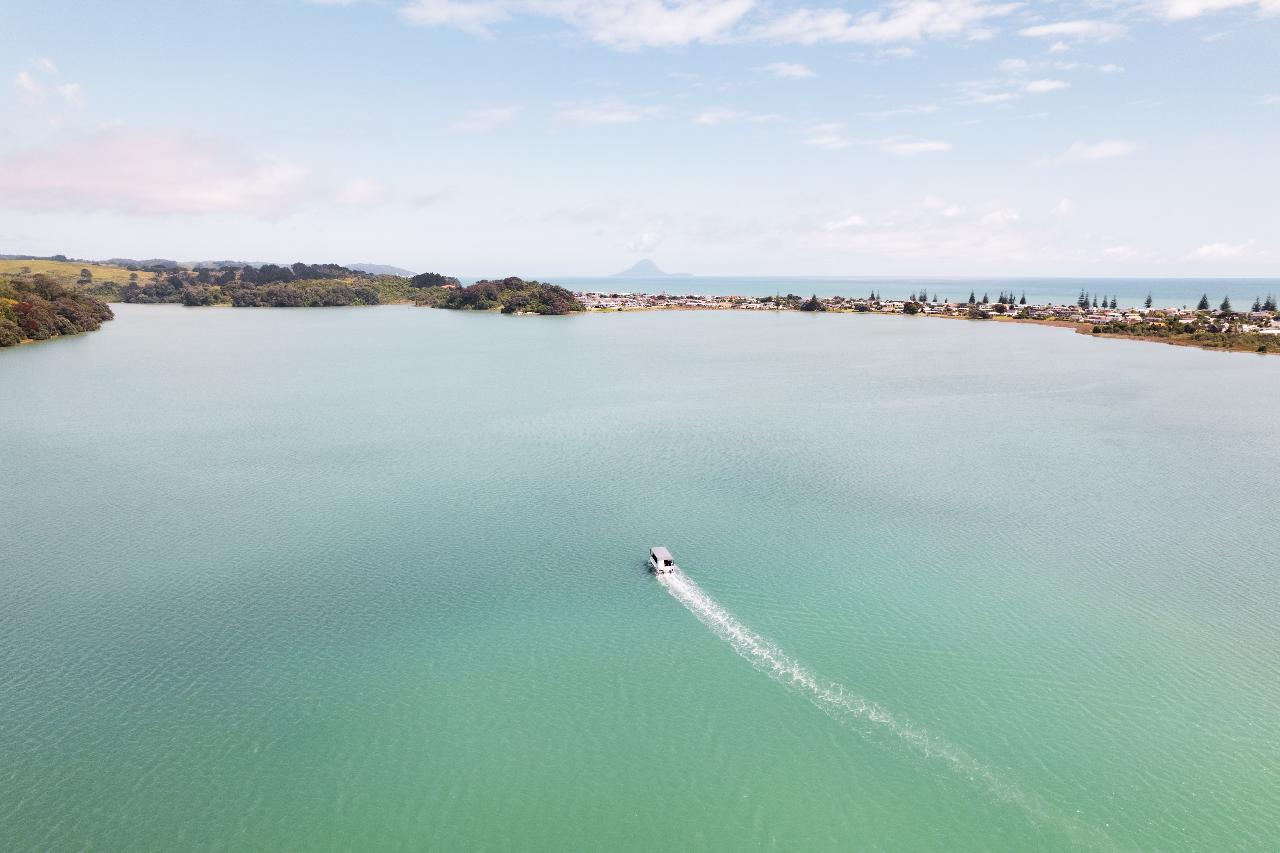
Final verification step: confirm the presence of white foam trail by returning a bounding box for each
[658,570,1111,847]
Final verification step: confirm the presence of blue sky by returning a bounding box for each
[3,0,1278,276]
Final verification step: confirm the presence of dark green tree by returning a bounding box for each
[1197,294,1210,310]
[1219,295,1232,314]
[968,290,976,304]
[410,271,461,288]
[1144,292,1153,309]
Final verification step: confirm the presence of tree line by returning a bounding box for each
[119,263,384,307]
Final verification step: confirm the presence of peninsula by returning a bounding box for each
[0,270,113,347]
[576,289,1280,355]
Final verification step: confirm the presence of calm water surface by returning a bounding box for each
[2,305,1278,851]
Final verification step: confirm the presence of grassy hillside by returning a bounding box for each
[0,260,584,315]
[0,259,139,298]
[0,259,419,304]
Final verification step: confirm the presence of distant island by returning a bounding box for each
[613,259,690,278]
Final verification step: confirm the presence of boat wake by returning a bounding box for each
[657,569,1109,847]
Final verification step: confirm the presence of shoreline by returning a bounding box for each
[95,296,1280,359]
[577,300,1279,357]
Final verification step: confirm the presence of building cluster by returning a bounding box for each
[574,291,1280,334]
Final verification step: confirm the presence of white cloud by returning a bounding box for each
[57,82,84,107]
[998,57,1030,74]
[877,137,951,155]
[965,91,1020,104]
[802,195,1034,263]
[1103,245,1152,260]
[699,109,782,124]
[804,125,948,155]
[758,61,815,78]
[14,70,44,102]
[877,46,916,59]
[752,0,1021,44]
[1099,63,1125,74]
[552,0,755,48]
[449,106,518,132]
[806,127,950,155]
[981,206,1020,226]
[1046,139,1137,163]
[1020,20,1127,42]
[400,0,755,48]
[1263,94,1280,105]
[1055,198,1076,215]
[924,195,963,217]
[823,213,867,230]
[560,99,665,124]
[399,0,510,36]
[625,231,664,253]
[0,128,309,215]
[14,56,84,108]
[1024,78,1069,93]
[1188,239,1259,259]
[862,103,939,119]
[752,0,1024,45]
[804,123,852,149]
[1150,0,1280,21]
[335,178,389,206]
[694,107,743,125]
[1047,40,1070,52]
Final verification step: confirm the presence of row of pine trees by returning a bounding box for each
[1193,294,1277,313]
[854,289,1278,313]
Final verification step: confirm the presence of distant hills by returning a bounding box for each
[349,262,417,277]
[106,257,181,268]
[613,259,690,278]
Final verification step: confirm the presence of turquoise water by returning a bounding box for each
[556,275,1280,309]
[3,304,1279,851]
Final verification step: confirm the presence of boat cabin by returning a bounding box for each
[649,546,677,575]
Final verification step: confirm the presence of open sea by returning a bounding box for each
[3,304,1279,851]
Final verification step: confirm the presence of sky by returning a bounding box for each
[3,0,1279,277]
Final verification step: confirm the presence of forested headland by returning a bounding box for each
[412,277,584,315]
[0,271,114,347]
[0,259,583,317]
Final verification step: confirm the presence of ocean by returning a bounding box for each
[2,304,1278,850]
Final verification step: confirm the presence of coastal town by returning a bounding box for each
[575,289,1280,352]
